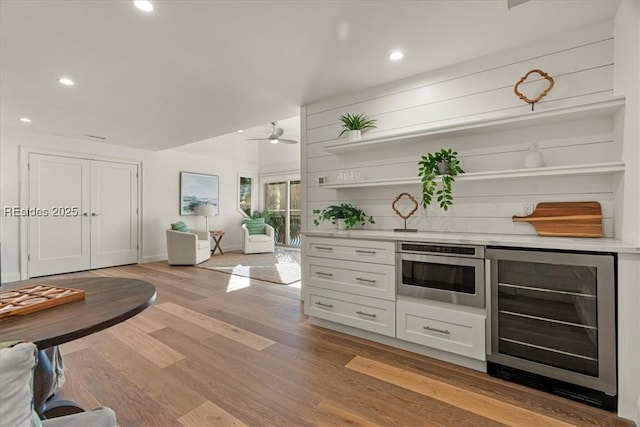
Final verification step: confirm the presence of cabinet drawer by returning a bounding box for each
[304,257,395,301]
[305,287,395,337]
[397,299,485,360]
[305,237,395,265]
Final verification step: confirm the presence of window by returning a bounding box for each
[238,173,255,217]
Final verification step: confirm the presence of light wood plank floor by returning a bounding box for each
[39,262,632,426]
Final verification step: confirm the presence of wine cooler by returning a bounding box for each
[486,247,616,410]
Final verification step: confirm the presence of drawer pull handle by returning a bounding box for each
[423,326,451,335]
[355,249,376,254]
[316,271,333,277]
[356,310,377,318]
[315,301,333,308]
[315,246,334,251]
[355,277,377,284]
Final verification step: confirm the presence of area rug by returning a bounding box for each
[196,249,301,285]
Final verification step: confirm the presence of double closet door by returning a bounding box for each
[28,154,139,277]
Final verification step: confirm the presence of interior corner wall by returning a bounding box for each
[0,128,259,283]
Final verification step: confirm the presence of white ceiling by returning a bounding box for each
[0,0,621,151]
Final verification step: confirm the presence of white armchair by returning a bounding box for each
[166,229,210,265]
[242,223,275,254]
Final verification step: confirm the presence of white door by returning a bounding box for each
[28,154,90,276]
[28,154,139,277]
[90,161,139,269]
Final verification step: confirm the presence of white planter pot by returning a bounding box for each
[336,219,347,230]
[348,130,362,142]
[437,161,450,175]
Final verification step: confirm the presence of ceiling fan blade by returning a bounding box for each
[279,138,298,144]
[245,138,269,141]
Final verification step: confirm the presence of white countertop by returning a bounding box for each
[302,229,640,254]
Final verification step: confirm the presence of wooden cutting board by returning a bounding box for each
[512,202,602,237]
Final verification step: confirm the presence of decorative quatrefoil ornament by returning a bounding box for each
[514,69,554,111]
[392,192,419,232]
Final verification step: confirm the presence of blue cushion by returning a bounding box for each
[244,218,266,235]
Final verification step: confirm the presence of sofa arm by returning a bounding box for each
[191,229,210,241]
[265,224,275,238]
[167,230,197,246]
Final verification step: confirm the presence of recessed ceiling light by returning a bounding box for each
[58,77,75,86]
[237,130,243,133]
[389,51,404,61]
[133,1,154,12]
[20,117,31,123]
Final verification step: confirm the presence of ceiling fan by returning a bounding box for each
[246,121,298,144]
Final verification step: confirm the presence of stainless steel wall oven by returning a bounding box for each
[396,242,485,308]
[486,247,616,411]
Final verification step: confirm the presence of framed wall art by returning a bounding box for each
[180,172,219,216]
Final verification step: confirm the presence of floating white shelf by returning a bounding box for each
[324,98,625,155]
[320,162,625,189]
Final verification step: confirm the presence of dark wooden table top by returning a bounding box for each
[0,277,156,349]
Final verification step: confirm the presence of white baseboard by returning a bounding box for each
[143,254,167,263]
[1,272,21,284]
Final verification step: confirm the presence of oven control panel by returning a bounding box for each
[398,242,484,258]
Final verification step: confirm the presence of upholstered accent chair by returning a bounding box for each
[166,229,211,265]
[241,223,275,254]
[0,341,117,427]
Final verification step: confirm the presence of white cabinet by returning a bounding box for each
[304,257,395,301]
[307,287,396,337]
[304,236,488,363]
[305,236,395,264]
[304,236,396,335]
[397,297,486,361]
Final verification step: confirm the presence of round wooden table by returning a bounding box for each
[0,277,156,417]
[0,277,156,348]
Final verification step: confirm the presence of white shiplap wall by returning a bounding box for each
[302,20,622,238]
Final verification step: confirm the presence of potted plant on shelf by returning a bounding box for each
[338,113,377,142]
[313,203,375,230]
[418,148,464,211]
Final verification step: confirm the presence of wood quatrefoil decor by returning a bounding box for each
[392,192,419,232]
[514,69,554,110]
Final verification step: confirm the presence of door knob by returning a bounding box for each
[91,213,102,216]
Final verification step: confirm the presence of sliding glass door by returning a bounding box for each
[265,180,301,247]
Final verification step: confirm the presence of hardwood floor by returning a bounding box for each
[41,262,631,426]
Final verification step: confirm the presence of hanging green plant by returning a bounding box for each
[418,148,464,211]
[338,113,377,137]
